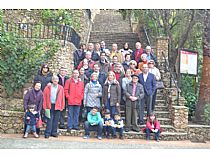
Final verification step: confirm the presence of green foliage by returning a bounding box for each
[40,9,81,31]
[0,31,59,96]
[181,75,197,117]
[204,104,210,125]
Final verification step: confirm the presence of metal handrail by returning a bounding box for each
[2,22,81,48]
[143,26,151,46]
[161,51,181,106]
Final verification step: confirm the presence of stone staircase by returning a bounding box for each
[39,10,188,141]
[89,10,139,50]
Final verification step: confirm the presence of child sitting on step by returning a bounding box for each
[113,112,124,139]
[145,112,162,142]
[23,105,39,138]
[102,109,114,139]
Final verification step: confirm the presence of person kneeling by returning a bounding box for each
[113,113,124,139]
[84,106,103,140]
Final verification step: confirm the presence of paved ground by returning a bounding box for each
[0,134,210,149]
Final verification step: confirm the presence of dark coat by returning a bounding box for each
[57,74,69,87]
[34,70,53,91]
[73,49,85,69]
[98,60,110,74]
[122,61,130,72]
[91,51,100,62]
[98,72,107,87]
[23,88,43,112]
[24,111,39,126]
[102,81,121,106]
[125,82,144,108]
[138,73,156,96]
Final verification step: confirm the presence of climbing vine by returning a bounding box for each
[0,30,59,96]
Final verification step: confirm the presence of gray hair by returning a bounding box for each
[52,75,59,81]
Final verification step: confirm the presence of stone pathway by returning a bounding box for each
[0,134,210,149]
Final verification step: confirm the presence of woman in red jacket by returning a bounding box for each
[145,112,161,142]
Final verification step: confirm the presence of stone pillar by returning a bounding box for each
[171,106,188,132]
[156,37,169,62]
[48,41,77,76]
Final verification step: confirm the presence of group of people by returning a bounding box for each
[23,41,162,141]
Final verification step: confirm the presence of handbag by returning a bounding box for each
[36,118,43,128]
[156,80,165,89]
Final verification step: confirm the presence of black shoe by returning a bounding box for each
[59,125,65,129]
[51,134,58,137]
[132,128,140,132]
[125,128,130,132]
[106,135,111,139]
[113,135,117,139]
[74,127,80,131]
[45,135,49,139]
[119,135,124,140]
[67,128,72,132]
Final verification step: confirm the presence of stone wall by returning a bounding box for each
[0,110,24,134]
[156,37,169,62]
[171,106,188,132]
[47,41,77,76]
[187,125,210,142]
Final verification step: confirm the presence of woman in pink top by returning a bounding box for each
[145,112,162,142]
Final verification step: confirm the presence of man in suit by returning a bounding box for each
[138,64,156,125]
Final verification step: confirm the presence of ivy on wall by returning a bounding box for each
[0,11,60,96]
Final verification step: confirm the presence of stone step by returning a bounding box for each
[154,105,169,111]
[39,127,187,141]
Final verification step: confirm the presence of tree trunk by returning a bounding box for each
[195,10,210,124]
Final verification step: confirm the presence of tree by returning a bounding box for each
[195,10,210,124]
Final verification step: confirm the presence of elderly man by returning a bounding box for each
[125,74,144,132]
[145,46,157,63]
[131,42,144,63]
[77,51,96,70]
[110,43,123,63]
[43,75,65,138]
[88,43,100,62]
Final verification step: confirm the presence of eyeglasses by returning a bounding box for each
[130,63,136,65]
[43,67,48,68]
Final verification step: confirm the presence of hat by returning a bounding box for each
[141,53,147,59]
[148,60,155,64]
[104,109,110,115]
[114,112,120,117]
[131,74,139,78]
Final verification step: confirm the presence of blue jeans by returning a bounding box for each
[45,104,61,136]
[67,105,80,129]
[25,125,36,133]
[84,121,103,137]
[146,127,160,140]
[105,98,117,118]
[113,127,123,136]
[103,126,114,136]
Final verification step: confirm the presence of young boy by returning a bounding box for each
[83,106,103,140]
[23,105,39,138]
[113,112,124,139]
[102,109,114,139]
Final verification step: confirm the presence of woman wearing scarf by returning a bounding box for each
[102,71,121,118]
[83,72,102,114]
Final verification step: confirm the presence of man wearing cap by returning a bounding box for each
[125,74,144,132]
[138,64,156,125]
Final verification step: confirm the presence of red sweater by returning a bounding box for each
[43,84,65,111]
[64,78,84,106]
[146,119,161,130]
